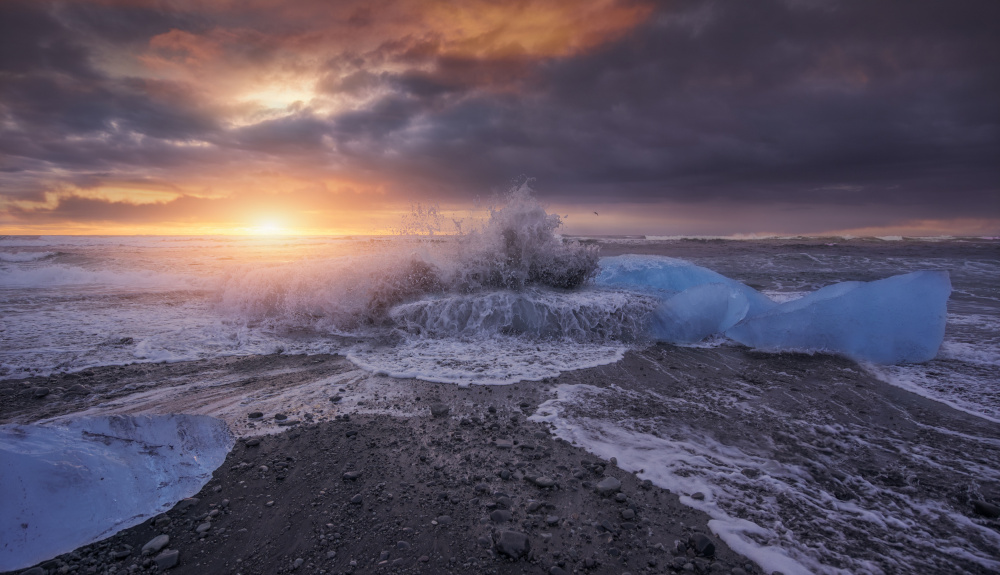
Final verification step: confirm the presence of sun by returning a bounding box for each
[252,221,285,235]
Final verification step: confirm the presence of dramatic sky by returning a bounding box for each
[1,0,998,236]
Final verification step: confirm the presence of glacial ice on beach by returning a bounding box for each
[596,255,777,316]
[0,414,233,571]
[596,255,951,363]
[650,283,750,344]
[727,270,952,364]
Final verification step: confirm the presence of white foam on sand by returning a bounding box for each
[346,336,626,386]
[41,363,421,437]
[532,383,1000,575]
[0,414,233,572]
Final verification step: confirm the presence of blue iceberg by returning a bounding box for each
[596,255,777,316]
[726,270,951,364]
[0,414,233,571]
[595,256,951,364]
[650,283,750,344]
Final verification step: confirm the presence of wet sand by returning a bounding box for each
[1,353,755,575]
[3,347,1000,574]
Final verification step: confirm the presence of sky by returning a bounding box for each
[1,0,998,236]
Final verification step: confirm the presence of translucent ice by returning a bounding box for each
[650,283,750,344]
[596,256,951,363]
[596,255,777,316]
[0,414,233,571]
[726,270,951,363]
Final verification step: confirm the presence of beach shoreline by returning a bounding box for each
[1,352,760,575]
[5,346,1000,574]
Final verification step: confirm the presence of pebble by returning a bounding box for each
[350,494,363,504]
[292,558,304,569]
[175,498,199,512]
[435,515,453,525]
[973,500,1000,518]
[691,492,705,500]
[615,492,628,502]
[430,403,450,418]
[245,438,261,447]
[595,476,622,495]
[274,413,288,420]
[330,395,342,403]
[154,549,179,570]
[534,476,556,488]
[545,515,560,526]
[31,387,49,398]
[343,470,362,481]
[494,530,530,559]
[195,522,211,533]
[495,439,514,449]
[490,509,513,523]
[141,534,169,555]
[692,533,715,557]
[622,509,635,520]
[247,412,263,419]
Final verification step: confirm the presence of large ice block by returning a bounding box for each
[726,270,951,363]
[650,283,750,344]
[596,255,777,316]
[0,414,233,571]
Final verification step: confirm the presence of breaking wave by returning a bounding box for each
[218,184,608,337]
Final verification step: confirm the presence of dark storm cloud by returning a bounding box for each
[360,0,999,214]
[2,0,998,230]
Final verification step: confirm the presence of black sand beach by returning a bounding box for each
[4,346,1000,575]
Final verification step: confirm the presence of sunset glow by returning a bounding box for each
[1,0,997,236]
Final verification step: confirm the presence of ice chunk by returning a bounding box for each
[596,255,776,316]
[651,283,750,344]
[726,271,951,363]
[0,414,233,571]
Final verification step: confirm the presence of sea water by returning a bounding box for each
[2,193,999,573]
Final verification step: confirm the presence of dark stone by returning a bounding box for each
[691,492,705,500]
[430,403,450,418]
[330,395,342,403]
[154,549,179,570]
[245,438,260,447]
[274,413,288,421]
[494,530,530,559]
[31,387,49,398]
[343,471,362,481]
[141,534,169,555]
[490,509,513,523]
[973,500,1000,518]
[534,476,556,488]
[692,533,715,557]
[350,494,363,504]
[247,412,263,419]
[595,476,621,495]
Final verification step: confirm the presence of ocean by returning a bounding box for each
[2,201,999,573]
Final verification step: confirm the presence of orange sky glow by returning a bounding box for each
[2,0,997,236]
